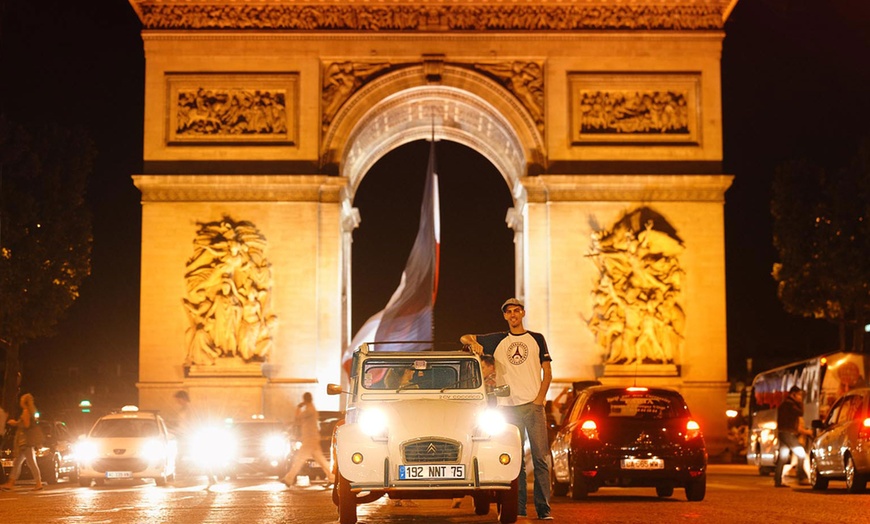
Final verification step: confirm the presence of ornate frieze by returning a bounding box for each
[167,73,299,144]
[568,73,700,145]
[322,61,394,131]
[129,1,730,31]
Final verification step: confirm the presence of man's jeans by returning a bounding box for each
[774,431,809,485]
[504,402,551,517]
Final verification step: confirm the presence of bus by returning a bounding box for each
[745,351,870,475]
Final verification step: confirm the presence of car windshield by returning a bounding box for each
[589,391,689,420]
[91,418,160,438]
[362,358,482,391]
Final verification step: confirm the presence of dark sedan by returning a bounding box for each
[550,385,707,501]
[225,419,293,479]
[2,419,79,484]
[810,387,870,493]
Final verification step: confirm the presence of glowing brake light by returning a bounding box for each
[685,419,702,441]
[860,418,870,438]
[580,419,599,440]
[626,387,648,392]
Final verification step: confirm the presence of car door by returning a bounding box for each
[814,396,845,474]
[838,394,866,473]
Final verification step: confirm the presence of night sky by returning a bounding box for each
[2,1,868,414]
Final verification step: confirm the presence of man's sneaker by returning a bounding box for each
[539,515,554,520]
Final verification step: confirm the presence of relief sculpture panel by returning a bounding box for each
[167,73,298,144]
[585,207,685,368]
[569,73,700,144]
[183,217,278,367]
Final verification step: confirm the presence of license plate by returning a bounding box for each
[398,464,465,480]
[1,459,12,468]
[106,471,133,479]
[621,458,664,470]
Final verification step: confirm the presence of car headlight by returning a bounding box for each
[263,434,288,458]
[358,409,388,438]
[75,440,99,463]
[142,438,167,461]
[189,426,237,467]
[476,409,508,437]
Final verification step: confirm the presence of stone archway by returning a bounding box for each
[328,65,544,352]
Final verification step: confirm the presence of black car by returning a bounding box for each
[1,419,79,484]
[550,385,707,501]
[225,419,293,478]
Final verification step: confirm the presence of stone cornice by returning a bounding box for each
[133,174,347,202]
[522,174,734,202]
[129,0,733,31]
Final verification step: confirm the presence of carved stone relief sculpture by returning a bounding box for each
[131,2,729,31]
[176,87,288,136]
[568,73,700,144]
[585,207,685,366]
[182,216,277,366]
[167,73,299,144]
[474,61,545,131]
[322,61,393,131]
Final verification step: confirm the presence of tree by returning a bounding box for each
[771,139,870,352]
[0,115,94,413]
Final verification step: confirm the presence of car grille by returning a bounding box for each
[92,458,149,473]
[401,438,461,463]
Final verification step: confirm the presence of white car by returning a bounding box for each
[75,406,177,487]
[328,344,522,524]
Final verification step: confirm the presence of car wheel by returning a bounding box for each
[845,456,867,494]
[810,456,828,490]
[655,485,674,498]
[472,492,490,516]
[569,461,588,500]
[684,474,706,501]
[497,478,519,524]
[550,458,568,497]
[337,471,357,524]
[78,477,92,487]
[755,446,773,476]
[44,455,60,485]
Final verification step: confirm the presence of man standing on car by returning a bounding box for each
[774,386,812,487]
[461,298,554,520]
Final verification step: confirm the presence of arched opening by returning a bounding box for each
[333,73,541,353]
[351,140,515,347]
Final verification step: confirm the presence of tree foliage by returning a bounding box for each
[0,115,94,410]
[771,139,870,351]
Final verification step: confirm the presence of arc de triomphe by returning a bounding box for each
[129,0,737,453]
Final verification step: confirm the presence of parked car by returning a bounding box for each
[550,385,708,501]
[225,417,293,479]
[75,406,177,487]
[1,419,79,484]
[329,344,522,524]
[809,387,870,492]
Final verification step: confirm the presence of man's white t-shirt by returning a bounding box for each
[477,331,552,406]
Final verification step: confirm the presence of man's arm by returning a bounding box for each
[534,361,553,406]
[460,334,483,355]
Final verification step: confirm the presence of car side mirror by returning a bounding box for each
[327,384,345,396]
[493,385,511,398]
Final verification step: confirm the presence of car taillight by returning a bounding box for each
[860,418,870,439]
[579,419,599,440]
[685,420,702,441]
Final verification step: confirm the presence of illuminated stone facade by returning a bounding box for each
[129,0,737,453]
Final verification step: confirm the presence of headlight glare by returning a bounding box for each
[477,409,508,436]
[358,409,388,437]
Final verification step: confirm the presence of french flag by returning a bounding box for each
[343,140,441,375]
